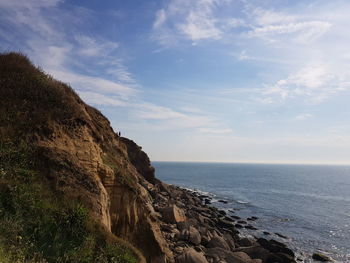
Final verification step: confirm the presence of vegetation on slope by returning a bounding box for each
[0,52,138,263]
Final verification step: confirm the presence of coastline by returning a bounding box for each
[153,161,349,263]
[152,182,302,263]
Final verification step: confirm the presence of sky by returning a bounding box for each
[1,0,350,164]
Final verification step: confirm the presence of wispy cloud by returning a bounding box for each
[295,113,313,121]
[152,0,229,45]
[0,0,139,101]
[49,69,137,98]
[153,0,350,107]
[198,127,233,134]
[260,64,349,104]
[244,7,332,43]
[75,35,119,57]
[132,103,219,130]
[246,21,331,43]
[78,91,129,107]
[0,0,233,135]
[0,0,61,9]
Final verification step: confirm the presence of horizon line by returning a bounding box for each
[151,160,350,166]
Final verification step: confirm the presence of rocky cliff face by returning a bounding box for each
[0,53,172,263]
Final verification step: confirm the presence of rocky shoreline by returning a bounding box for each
[149,182,304,263]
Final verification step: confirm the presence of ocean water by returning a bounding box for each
[152,162,350,262]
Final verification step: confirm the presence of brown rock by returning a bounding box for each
[265,253,296,263]
[176,248,209,263]
[238,238,253,247]
[312,252,333,262]
[233,246,269,260]
[189,226,202,245]
[232,252,251,262]
[161,205,187,224]
[223,233,236,250]
[207,236,231,250]
[205,248,252,263]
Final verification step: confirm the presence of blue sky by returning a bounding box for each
[1,0,350,164]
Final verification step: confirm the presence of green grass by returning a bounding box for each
[0,133,137,263]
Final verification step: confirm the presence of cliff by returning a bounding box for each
[0,53,172,263]
[0,53,298,263]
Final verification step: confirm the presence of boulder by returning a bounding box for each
[176,248,209,263]
[223,233,236,250]
[256,238,294,258]
[233,246,269,260]
[205,247,230,259]
[218,210,227,216]
[275,232,288,239]
[205,248,252,263]
[265,252,296,263]
[312,252,333,262]
[189,226,202,245]
[224,216,235,222]
[217,218,235,229]
[177,221,190,231]
[231,252,251,262]
[244,225,257,230]
[207,236,231,250]
[205,199,212,204]
[238,238,253,247]
[161,205,187,224]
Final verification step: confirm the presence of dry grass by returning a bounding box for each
[0,52,87,139]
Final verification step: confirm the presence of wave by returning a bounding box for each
[236,200,249,204]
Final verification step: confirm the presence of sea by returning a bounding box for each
[152,162,350,262]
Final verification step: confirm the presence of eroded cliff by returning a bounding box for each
[0,52,172,263]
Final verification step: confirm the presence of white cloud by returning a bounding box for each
[75,35,119,57]
[295,113,312,121]
[153,9,167,29]
[177,10,221,41]
[152,0,227,44]
[261,64,349,104]
[135,103,187,120]
[131,103,232,132]
[78,91,129,107]
[180,106,205,114]
[247,21,332,43]
[0,0,139,100]
[49,69,137,98]
[0,0,61,9]
[251,8,295,26]
[198,127,233,134]
[0,0,234,138]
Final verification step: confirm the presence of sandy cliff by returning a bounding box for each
[0,52,172,263]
